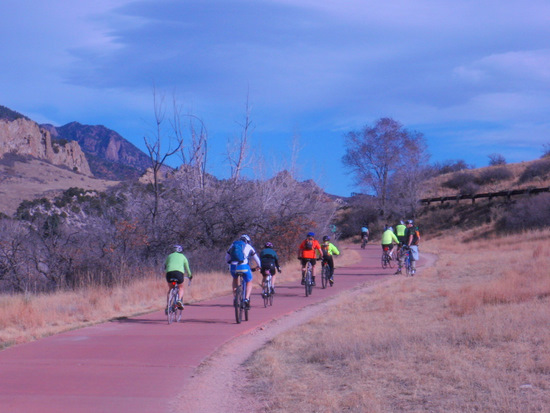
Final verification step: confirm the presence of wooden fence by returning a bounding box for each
[420,186,550,205]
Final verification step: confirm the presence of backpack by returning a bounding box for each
[304,239,314,250]
[229,240,246,263]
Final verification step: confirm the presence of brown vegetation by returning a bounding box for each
[245,228,550,412]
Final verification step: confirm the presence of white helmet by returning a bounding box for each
[174,244,183,253]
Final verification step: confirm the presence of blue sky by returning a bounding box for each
[1,0,549,196]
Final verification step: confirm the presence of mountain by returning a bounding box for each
[41,122,151,180]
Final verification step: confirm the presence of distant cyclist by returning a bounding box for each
[164,244,192,311]
[259,242,281,294]
[226,234,261,308]
[361,225,369,244]
[405,220,420,275]
[320,235,340,285]
[298,232,323,286]
[395,220,407,246]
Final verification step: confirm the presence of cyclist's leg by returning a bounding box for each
[230,264,239,295]
[310,258,317,285]
[327,256,335,277]
[270,266,276,292]
[236,264,254,300]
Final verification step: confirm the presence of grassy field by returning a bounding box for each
[245,228,550,412]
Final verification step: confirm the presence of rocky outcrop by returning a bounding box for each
[0,118,92,176]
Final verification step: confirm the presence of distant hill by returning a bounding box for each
[42,122,151,180]
[0,105,29,122]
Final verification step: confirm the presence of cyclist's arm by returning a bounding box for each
[183,258,192,277]
[329,243,340,255]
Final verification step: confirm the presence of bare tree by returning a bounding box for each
[143,89,184,231]
[488,153,507,166]
[342,117,428,215]
[228,93,254,182]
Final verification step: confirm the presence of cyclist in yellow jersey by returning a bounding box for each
[320,235,340,285]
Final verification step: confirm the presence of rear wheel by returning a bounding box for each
[381,253,387,269]
[234,285,243,324]
[167,289,178,324]
[321,264,330,289]
[305,269,311,297]
[262,282,269,308]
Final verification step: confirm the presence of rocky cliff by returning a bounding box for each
[0,118,92,176]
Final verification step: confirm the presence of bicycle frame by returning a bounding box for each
[167,280,182,324]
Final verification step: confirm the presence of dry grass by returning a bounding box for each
[246,228,550,412]
[0,244,358,350]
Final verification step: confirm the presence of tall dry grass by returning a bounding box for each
[246,228,550,412]
[0,245,358,350]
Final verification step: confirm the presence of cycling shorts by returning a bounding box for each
[300,258,317,267]
[166,271,184,284]
[230,263,253,283]
[261,262,276,276]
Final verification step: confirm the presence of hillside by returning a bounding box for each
[0,155,119,217]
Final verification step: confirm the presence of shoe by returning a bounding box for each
[270,287,275,294]
[411,270,416,276]
[164,306,168,315]
[312,276,316,286]
[176,300,184,310]
[244,299,250,309]
[301,277,305,285]
[329,277,334,286]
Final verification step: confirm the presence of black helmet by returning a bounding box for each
[322,235,330,241]
[264,241,273,248]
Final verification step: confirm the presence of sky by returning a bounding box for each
[1,0,549,196]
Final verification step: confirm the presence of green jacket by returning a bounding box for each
[165,252,192,276]
[381,230,398,245]
[396,224,407,237]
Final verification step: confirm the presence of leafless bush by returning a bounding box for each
[518,158,550,184]
[488,153,506,166]
[496,193,550,232]
[476,166,513,185]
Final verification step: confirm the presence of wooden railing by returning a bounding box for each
[420,186,550,205]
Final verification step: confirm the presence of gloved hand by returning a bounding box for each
[188,275,193,280]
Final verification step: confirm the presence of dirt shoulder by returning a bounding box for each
[176,252,438,413]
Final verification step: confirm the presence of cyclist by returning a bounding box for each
[361,225,369,244]
[226,234,261,309]
[320,235,340,285]
[259,242,281,295]
[395,220,407,246]
[381,225,398,260]
[298,232,323,286]
[164,244,192,311]
[404,220,420,275]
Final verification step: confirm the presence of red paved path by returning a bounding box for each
[0,244,418,412]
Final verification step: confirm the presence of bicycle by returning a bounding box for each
[303,260,314,297]
[361,234,368,249]
[402,247,414,276]
[381,247,394,269]
[261,271,274,307]
[234,269,251,324]
[166,277,190,324]
[320,259,332,289]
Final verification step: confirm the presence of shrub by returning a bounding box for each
[518,159,550,184]
[477,167,514,185]
[488,153,506,166]
[432,159,473,175]
[496,193,550,231]
[443,171,477,190]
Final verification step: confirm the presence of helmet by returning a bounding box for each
[407,220,414,225]
[323,235,330,241]
[400,220,404,225]
[240,234,251,244]
[174,244,183,253]
[264,242,273,248]
[388,227,393,232]
[307,232,315,237]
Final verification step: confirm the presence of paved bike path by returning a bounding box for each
[0,244,418,412]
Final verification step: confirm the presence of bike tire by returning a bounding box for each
[406,258,413,277]
[269,290,274,306]
[388,255,394,269]
[305,271,310,297]
[381,254,387,269]
[234,285,243,324]
[321,265,329,289]
[167,289,177,324]
[263,285,269,308]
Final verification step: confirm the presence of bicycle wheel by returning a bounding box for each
[234,285,243,324]
[305,268,311,297]
[262,281,269,308]
[388,253,394,269]
[381,253,387,269]
[406,257,413,277]
[321,264,330,289]
[167,289,177,324]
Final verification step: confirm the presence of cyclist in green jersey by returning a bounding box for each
[165,245,192,310]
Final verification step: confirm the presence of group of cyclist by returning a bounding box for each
[377,219,420,275]
[164,220,419,313]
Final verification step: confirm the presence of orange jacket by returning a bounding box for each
[298,239,322,259]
